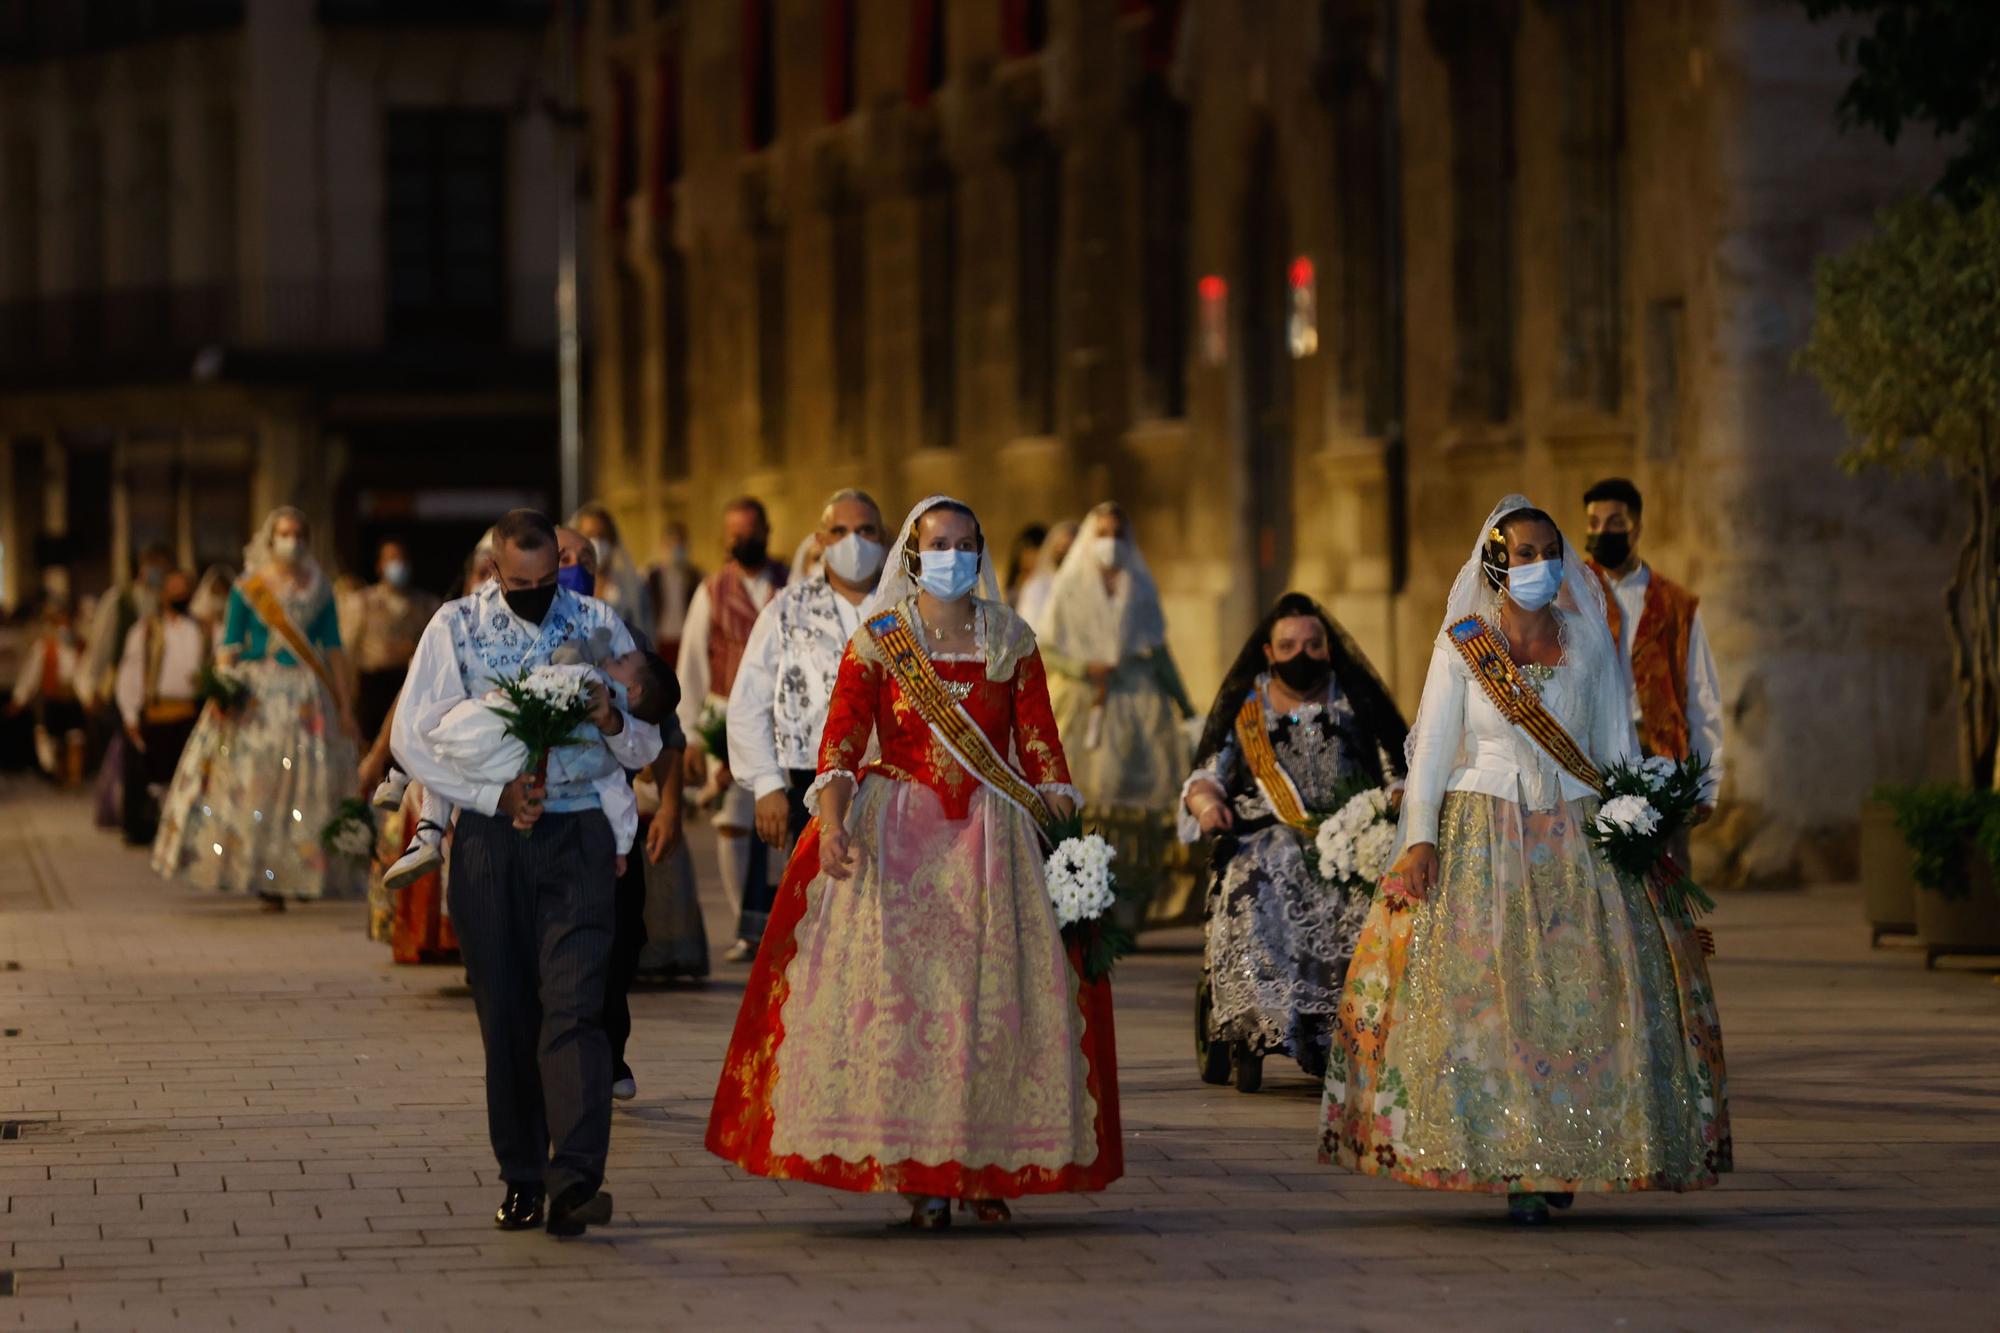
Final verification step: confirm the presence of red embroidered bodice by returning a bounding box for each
[817,628,1072,822]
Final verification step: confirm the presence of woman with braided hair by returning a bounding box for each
[1181,592,1409,1092]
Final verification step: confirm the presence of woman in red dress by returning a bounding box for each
[707,496,1122,1229]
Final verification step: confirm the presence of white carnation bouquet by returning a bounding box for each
[1042,813,1131,981]
[1312,784,1398,894]
[320,797,377,864]
[487,666,594,772]
[1587,753,1715,923]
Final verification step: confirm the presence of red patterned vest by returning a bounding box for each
[1592,563,1699,761]
[703,562,788,698]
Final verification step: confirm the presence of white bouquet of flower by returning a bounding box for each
[1046,833,1117,928]
[1587,754,1715,922]
[320,798,376,864]
[1042,813,1131,980]
[486,665,594,775]
[1313,785,1398,892]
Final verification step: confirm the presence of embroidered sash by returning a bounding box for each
[1232,692,1314,831]
[1447,614,1602,791]
[240,575,340,703]
[865,608,1053,836]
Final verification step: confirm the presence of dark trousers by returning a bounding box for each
[449,808,616,1200]
[356,667,407,744]
[604,826,651,1082]
[734,832,773,947]
[786,767,814,842]
[120,714,196,845]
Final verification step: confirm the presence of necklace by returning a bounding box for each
[924,606,975,640]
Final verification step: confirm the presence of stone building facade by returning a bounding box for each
[0,0,565,602]
[584,0,1955,883]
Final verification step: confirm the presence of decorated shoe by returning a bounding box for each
[382,836,444,891]
[371,769,412,811]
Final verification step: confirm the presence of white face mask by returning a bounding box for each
[384,559,410,589]
[916,549,981,601]
[1506,558,1562,612]
[271,535,301,564]
[822,532,887,585]
[1093,536,1127,570]
[590,537,609,570]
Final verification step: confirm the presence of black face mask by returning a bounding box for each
[1271,652,1332,695]
[503,583,558,625]
[1585,530,1632,570]
[166,596,193,614]
[730,537,768,569]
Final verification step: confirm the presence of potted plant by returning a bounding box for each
[1858,796,1919,944]
[1800,194,2000,951]
[1876,785,2000,969]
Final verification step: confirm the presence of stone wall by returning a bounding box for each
[585,0,1957,882]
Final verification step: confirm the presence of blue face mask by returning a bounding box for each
[605,677,631,712]
[916,549,981,601]
[1506,558,1563,612]
[557,564,596,596]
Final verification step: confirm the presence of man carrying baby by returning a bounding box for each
[392,509,663,1238]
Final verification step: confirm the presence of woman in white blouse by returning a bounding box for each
[1319,496,1730,1224]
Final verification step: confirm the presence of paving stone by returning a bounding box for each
[2,781,1998,1329]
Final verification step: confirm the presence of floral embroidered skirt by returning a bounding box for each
[706,775,1122,1198]
[1320,791,1730,1194]
[1206,824,1370,1071]
[151,660,362,901]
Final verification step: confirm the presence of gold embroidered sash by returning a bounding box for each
[1447,614,1602,791]
[866,608,1053,835]
[1233,692,1314,830]
[240,574,340,703]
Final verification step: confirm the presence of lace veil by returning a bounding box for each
[1040,501,1169,665]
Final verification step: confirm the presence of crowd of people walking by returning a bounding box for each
[1,473,1729,1236]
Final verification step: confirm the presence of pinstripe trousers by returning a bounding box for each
[449,808,616,1201]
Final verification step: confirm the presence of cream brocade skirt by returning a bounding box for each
[1320,790,1730,1194]
[769,776,1101,1174]
[151,660,362,901]
[1048,672,1187,813]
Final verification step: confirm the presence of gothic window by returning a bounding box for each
[908,0,947,106]
[1013,130,1060,437]
[743,0,777,150]
[619,264,646,462]
[1131,72,1189,420]
[917,160,957,448]
[661,249,691,477]
[754,226,786,464]
[824,0,856,122]
[652,44,682,215]
[607,67,637,231]
[1321,0,1389,435]
[1426,0,1518,425]
[1549,0,1624,412]
[1002,0,1049,57]
[831,182,867,455]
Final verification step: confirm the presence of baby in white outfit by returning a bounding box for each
[382,645,676,887]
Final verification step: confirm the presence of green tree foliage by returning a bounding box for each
[1799,194,2000,785]
[1801,0,2000,202]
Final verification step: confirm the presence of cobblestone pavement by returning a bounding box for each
[2,780,1998,1332]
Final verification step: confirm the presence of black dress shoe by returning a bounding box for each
[494,1185,546,1231]
[546,1184,613,1237]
